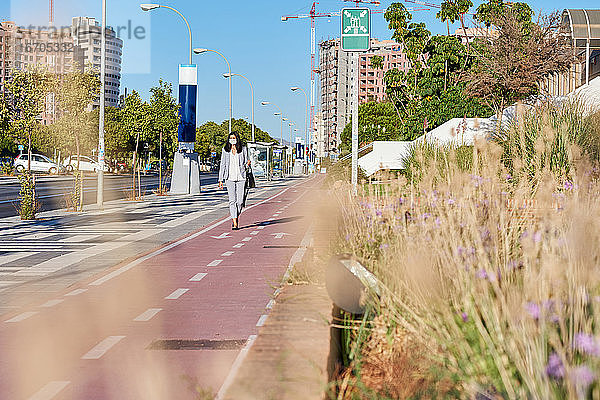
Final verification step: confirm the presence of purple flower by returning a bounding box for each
[526,302,540,320]
[476,269,489,280]
[461,312,468,322]
[379,243,389,250]
[435,217,441,226]
[447,198,455,205]
[345,234,350,241]
[546,352,565,379]
[571,365,595,389]
[375,209,383,217]
[574,333,600,357]
[532,231,542,243]
[505,173,512,181]
[421,213,431,220]
[564,180,574,191]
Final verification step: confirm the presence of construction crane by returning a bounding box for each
[49,0,54,26]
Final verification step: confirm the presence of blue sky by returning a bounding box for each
[2,0,599,141]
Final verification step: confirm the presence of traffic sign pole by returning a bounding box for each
[341,8,370,194]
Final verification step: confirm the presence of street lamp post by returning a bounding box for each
[194,48,232,133]
[291,86,309,170]
[141,4,192,64]
[224,73,254,142]
[97,0,107,207]
[261,101,284,145]
[141,3,199,195]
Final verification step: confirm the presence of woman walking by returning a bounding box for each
[218,131,250,230]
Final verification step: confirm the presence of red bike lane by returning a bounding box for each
[0,176,320,400]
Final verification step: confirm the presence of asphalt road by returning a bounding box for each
[0,172,219,218]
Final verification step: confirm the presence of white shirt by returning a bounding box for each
[228,151,243,181]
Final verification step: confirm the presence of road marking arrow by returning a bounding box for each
[211,232,231,239]
[271,233,290,239]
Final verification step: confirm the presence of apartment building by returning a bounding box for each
[0,21,75,124]
[0,17,123,122]
[319,38,409,155]
[71,17,122,107]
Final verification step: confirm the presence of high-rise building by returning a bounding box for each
[319,38,409,155]
[71,17,123,107]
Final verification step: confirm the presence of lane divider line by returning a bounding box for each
[207,259,223,267]
[266,299,275,310]
[242,237,252,242]
[256,226,265,230]
[189,273,208,282]
[232,243,244,248]
[27,381,70,400]
[64,288,87,297]
[221,251,234,257]
[250,231,259,236]
[133,308,162,322]
[5,311,38,323]
[215,335,257,400]
[256,314,268,327]
[165,288,189,300]
[81,336,125,360]
[88,180,302,287]
[40,299,64,308]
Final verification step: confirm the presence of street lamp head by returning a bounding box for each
[273,112,281,116]
[291,87,300,91]
[223,73,232,78]
[261,101,270,106]
[140,3,160,11]
[193,48,209,54]
[282,117,289,121]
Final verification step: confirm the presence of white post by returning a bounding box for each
[351,52,358,194]
[586,39,590,85]
[97,0,106,207]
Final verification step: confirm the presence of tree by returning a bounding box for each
[121,91,152,198]
[4,66,54,171]
[463,9,575,126]
[438,0,473,45]
[148,79,179,192]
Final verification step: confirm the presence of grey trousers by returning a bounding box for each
[226,180,245,219]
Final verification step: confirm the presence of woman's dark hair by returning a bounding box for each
[224,131,243,153]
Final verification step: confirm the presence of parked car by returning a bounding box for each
[63,155,108,173]
[144,160,169,174]
[14,154,64,174]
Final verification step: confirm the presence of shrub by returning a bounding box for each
[17,173,37,220]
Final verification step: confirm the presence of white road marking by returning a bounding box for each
[165,288,189,299]
[19,232,56,241]
[125,219,152,224]
[5,311,38,323]
[27,381,70,400]
[257,226,265,230]
[232,243,244,248]
[40,299,64,308]
[0,280,22,288]
[221,251,234,256]
[133,308,162,322]
[271,232,290,239]
[189,273,208,282]
[266,299,275,310]
[207,259,223,267]
[0,251,35,265]
[250,231,260,235]
[211,232,231,240]
[268,218,275,221]
[17,229,164,277]
[215,335,257,400]
[65,288,87,297]
[60,234,101,243]
[256,314,268,327]
[82,336,125,359]
[159,207,220,228]
[272,214,279,217]
[242,237,252,242]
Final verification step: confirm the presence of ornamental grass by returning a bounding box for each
[332,103,600,399]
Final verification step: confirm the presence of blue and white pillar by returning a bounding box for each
[170,64,201,194]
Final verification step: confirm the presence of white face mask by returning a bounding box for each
[229,139,237,145]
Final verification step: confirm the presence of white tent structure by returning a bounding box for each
[357,76,600,176]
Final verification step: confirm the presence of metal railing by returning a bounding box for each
[337,142,373,162]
